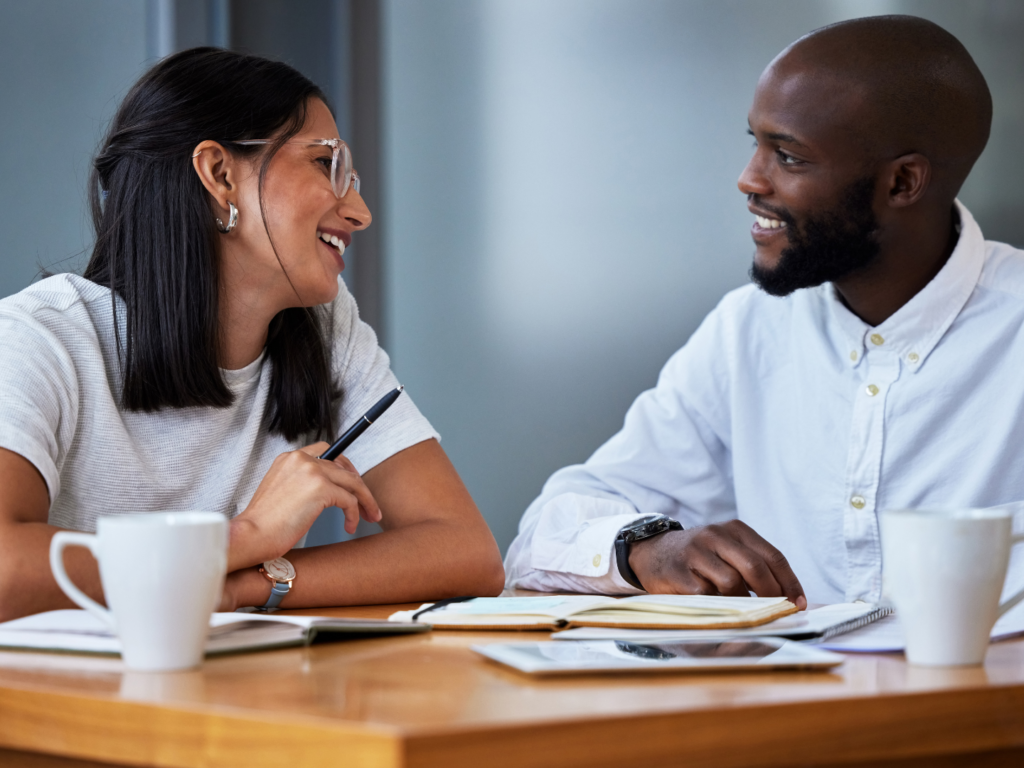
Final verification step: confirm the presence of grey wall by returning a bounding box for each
[381,0,1024,554]
[0,0,149,292]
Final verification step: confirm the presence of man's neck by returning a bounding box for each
[832,207,959,327]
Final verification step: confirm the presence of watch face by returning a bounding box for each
[624,515,671,541]
[633,514,664,530]
[263,557,296,582]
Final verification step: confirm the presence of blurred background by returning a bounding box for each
[2,0,1022,555]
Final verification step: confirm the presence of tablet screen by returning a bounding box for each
[473,638,843,675]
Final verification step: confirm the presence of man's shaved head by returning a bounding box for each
[774,15,992,196]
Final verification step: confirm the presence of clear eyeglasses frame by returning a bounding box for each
[228,138,360,199]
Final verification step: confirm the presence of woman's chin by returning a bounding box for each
[316,277,343,306]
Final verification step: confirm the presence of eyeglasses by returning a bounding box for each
[228,138,360,199]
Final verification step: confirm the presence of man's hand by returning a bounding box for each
[628,520,807,609]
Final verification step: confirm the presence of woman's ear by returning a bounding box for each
[191,141,238,212]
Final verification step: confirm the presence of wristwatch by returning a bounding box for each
[614,514,683,590]
[257,557,296,611]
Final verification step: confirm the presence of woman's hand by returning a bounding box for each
[227,443,382,572]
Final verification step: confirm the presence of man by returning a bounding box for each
[505,15,1024,606]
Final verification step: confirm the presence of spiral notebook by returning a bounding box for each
[550,602,891,643]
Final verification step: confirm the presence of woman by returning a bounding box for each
[0,48,504,620]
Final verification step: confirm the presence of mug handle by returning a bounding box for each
[49,532,115,628]
[997,532,1024,618]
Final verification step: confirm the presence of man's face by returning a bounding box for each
[738,60,883,296]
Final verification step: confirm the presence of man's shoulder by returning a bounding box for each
[662,281,823,386]
[702,281,820,340]
[977,240,1024,300]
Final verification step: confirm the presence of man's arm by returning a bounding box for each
[505,302,806,606]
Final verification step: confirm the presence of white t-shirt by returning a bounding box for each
[0,274,439,532]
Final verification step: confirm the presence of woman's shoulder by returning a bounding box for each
[0,273,111,319]
[0,274,117,364]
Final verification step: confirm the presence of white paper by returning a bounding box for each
[817,599,1024,653]
[815,614,905,652]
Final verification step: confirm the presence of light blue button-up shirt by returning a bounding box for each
[506,202,1024,604]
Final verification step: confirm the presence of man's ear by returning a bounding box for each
[885,153,931,208]
[191,141,238,212]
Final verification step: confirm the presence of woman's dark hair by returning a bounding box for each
[85,47,339,441]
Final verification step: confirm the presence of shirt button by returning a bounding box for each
[592,554,601,567]
[850,495,866,509]
[908,352,920,363]
[870,333,885,346]
[850,351,859,362]
[866,384,879,397]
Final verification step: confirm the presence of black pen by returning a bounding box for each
[319,385,405,461]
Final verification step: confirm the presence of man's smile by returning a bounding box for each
[754,214,787,230]
[748,203,791,245]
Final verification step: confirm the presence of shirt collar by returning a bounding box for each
[221,350,266,391]
[829,199,984,373]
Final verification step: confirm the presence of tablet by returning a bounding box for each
[472,637,844,676]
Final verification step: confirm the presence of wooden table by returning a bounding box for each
[1,602,1023,768]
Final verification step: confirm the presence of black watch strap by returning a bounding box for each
[614,515,683,590]
[614,537,645,590]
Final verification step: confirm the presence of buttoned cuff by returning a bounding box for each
[529,493,645,580]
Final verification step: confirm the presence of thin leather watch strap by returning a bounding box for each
[261,581,290,611]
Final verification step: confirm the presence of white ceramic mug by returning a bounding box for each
[880,506,1024,666]
[50,511,227,671]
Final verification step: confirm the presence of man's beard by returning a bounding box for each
[749,177,881,297]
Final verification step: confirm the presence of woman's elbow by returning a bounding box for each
[457,529,506,596]
[474,552,506,597]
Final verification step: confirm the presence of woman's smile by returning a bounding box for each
[317,229,348,271]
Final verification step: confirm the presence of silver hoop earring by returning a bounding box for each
[216,202,238,233]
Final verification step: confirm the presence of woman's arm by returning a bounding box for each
[0,448,106,622]
[223,439,505,609]
[0,437,504,621]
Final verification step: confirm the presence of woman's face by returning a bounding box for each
[226,98,371,310]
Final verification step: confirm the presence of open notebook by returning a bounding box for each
[0,609,429,657]
[388,595,798,630]
[551,602,891,643]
